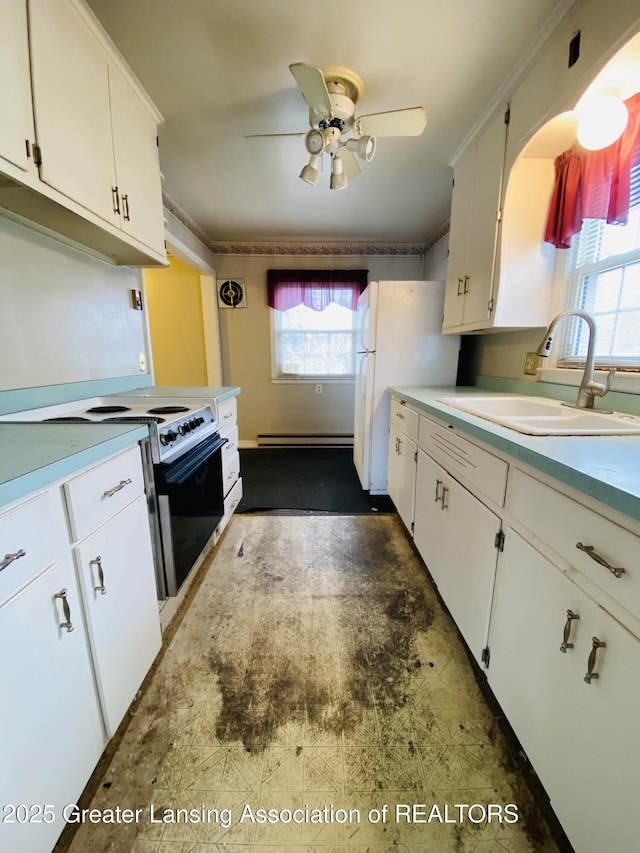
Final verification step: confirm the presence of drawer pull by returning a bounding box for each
[576,542,625,579]
[584,637,606,684]
[231,499,239,510]
[560,609,580,653]
[435,478,443,502]
[223,412,233,420]
[457,277,463,296]
[463,275,470,294]
[54,589,74,632]
[103,478,132,498]
[0,549,26,572]
[91,555,107,595]
[396,412,405,420]
[122,193,130,221]
[112,186,120,214]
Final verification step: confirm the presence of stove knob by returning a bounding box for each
[162,430,177,444]
[189,419,198,429]
[196,416,205,425]
[160,433,169,446]
[178,424,188,435]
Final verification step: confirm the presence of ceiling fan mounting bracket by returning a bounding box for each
[321,66,364,104]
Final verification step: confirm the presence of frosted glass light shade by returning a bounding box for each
[577,95,629,150]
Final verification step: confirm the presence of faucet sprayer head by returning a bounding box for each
[536,334,554,357]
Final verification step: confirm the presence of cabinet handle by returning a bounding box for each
[397,437,402,455]
[576,542,625,579]
[54,589,74,632]
[91,555,107,595]
[435,478,443,502]
[122,193,130,221]
[231,499,239,510]
[463,275,470,294]
[440,485,449,509]
[584,637,606,684]
[457,277,463,296]
[560,609,580,652]
[112,186,121,214]
[103,478,132,498]
[395,412,405,420]
[0,549,26,572]
[223,412,233,420]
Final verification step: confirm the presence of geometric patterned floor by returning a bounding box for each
[64,514,563,852]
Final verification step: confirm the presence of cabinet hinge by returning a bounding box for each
[452,177,455,188]
[410,521,415,534]
[496,207,502,222]
[446,248,450,258]
[25,140,31,160]
[32,143,42,167]
[504,104,511,125]
[414,451,418,462]
[495,529,505,551]
[481,646,491,667]
[488,297,495,314]
[156,136,159,147]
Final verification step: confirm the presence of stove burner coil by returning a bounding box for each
[86,405,132,414]
[43,416,92,422]
[146,406,190,414]
[102,416,165,424]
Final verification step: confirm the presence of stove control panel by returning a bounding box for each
[156,406,217,460]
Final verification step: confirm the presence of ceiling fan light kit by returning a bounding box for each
[250,62,427,190]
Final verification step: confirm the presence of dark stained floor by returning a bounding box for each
[66,514,562,852]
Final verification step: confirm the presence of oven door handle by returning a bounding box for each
[159,435,227,485]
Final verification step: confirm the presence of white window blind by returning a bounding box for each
[559,161,640,368]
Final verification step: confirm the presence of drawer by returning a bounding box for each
[507,468,640,622]
[391,397,419,440]
[222,451,240,498]
[221,425,239,467]
[223,476,243,521]
[64,445,145,542]
[217,395,237,428]
[419,415,508,507]
[0,488,68,605]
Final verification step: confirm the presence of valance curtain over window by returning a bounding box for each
[267,269,368,312]
[545,92,640,249]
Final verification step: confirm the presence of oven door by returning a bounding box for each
[155,433,227,596]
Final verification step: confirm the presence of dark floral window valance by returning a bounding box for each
[267,269,368,312]
[544,91,640,249]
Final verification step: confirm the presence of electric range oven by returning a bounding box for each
[0,397,227,600]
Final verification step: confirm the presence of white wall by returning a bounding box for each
[0,215,148,391]
[214,253,423,443]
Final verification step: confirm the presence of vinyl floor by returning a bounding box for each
[63,514,563,852]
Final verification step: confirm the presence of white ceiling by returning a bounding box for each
[86,0,575,247]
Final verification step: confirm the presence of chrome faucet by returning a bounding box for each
[536,309,616,409]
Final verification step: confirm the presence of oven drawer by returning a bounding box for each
[221,425,239,467]
[217,395,237,428]
[65,446,145,542]
[223,476,243,522]
[222,451,240,497]
[0,487,68,606]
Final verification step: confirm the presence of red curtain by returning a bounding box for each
[267,269,368,311]
[544,91,640,249]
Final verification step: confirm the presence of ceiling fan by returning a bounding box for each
[248,63,428,190]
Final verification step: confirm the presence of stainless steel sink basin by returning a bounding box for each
[437,395,640,435]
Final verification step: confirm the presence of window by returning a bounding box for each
[559,161,640,369]
[267,270,367,381]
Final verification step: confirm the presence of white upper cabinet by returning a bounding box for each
[0,0,36,175]
[28,0,118,226]
[108,63,166,252]
[0,0,166,266]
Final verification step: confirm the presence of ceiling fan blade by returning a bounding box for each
[340,147,361,179]
[245,132,307,138]
[289,62,332,117]
[355,106,427,138]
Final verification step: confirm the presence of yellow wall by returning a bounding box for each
[145,255,208,385]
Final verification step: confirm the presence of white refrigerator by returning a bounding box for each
[353,280,460,493]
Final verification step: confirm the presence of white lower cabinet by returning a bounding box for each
[414,448,501,666]
[488,526,640,853]
[387,422,417,531]
[0,555,104,853]
[74,494,161,736]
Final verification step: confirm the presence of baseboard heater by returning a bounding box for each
[257,433,354,448]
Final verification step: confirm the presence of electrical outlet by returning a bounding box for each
[524,352,539,375]
[316,384,322,394]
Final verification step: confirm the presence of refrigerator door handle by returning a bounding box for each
[358,352,368,399]
[359,303,371,353]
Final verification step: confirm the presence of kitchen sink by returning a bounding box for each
[436,395,640,435]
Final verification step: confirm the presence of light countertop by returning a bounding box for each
[391,386,640,522]
[0,422,149,509]
[122,386,240,403]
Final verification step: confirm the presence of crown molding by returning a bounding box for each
[163,190,425,257]
[424,219,450,252]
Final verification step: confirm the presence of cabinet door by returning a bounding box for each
[108,64,165,253]
[443,146,474,330]
[75,495,161,737]
[0,556,104,853]
[414,450,500,664]
[0,0,36,174]
[463,107,507,326]
[28,0,118,224]
[488,527,640,853]
[387,423,417,532]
